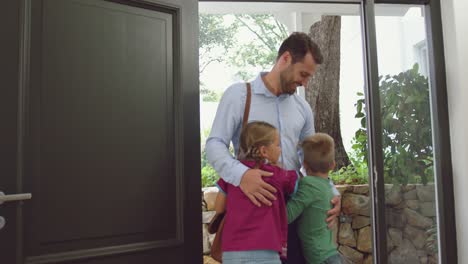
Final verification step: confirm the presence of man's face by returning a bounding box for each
[279,52,317,95]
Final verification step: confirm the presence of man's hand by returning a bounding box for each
[326,195,341,228]
[239,169,276,207]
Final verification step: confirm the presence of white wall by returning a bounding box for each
[441,0,468,263]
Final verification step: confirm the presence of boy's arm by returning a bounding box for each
[287,179,317,223]
[284,170,300,196]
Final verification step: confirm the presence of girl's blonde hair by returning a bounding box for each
[239,121,277,167]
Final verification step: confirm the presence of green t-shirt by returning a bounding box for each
[287,175,338,264]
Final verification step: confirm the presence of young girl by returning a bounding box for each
[212,121,298,264]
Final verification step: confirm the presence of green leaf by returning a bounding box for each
[361,117,366,128]
[355,112,365,118]
[357,102,363,114]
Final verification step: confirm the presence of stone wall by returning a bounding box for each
[337,184,438,264]
[201,184,438,264]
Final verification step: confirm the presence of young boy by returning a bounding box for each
[286,133,343,264]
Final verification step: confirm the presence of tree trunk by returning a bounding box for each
[306,16,350,169]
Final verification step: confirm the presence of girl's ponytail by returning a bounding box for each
[239,121,277,168]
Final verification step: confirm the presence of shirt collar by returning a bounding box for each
[252,72,291,99]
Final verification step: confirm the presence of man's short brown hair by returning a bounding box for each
[302,133,335,173]
[277,32,323,64]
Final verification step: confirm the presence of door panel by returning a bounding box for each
[0,0,201,263]
[31,0,176,248]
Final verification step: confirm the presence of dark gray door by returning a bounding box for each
[0,0,201,263]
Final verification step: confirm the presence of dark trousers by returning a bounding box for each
[282,219,306,264]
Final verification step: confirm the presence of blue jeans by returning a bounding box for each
[321,253,344,264]
[223,250,281,264]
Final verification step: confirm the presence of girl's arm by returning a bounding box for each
[214,178,228,214]
[214,192,226,214]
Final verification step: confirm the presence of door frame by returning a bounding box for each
[1,0,202,263]
[198,1,457,264]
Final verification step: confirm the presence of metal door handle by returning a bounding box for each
[0,191,32,205]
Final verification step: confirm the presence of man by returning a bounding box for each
[205,32,340,263]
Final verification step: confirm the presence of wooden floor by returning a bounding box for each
[203,255,220,264]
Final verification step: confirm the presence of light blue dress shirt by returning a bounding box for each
[206,72,339,196]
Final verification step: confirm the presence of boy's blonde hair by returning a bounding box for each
[302,133,335,173]
[239,121,277,165]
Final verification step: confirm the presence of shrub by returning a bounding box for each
[200,129,235,187]
[352,64,434,185]
[201,160,219,187]
[200,129,220,187]
[330,148,369,185]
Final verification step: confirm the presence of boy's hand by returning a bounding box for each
[240,169,276,207]
[326,195,341,228]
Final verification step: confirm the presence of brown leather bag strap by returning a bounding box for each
[242,82,251,130]
[208,83,252,262]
